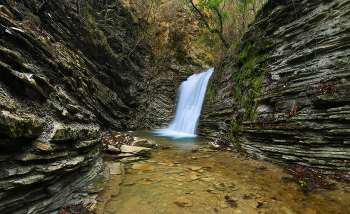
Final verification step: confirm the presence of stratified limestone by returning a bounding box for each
[199,0,350,170]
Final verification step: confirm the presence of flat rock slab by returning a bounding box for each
[107,145,120,153]
[121,156,144,163]
[131,139,155,148]
[120,145,151,156]
[107,162,122,175]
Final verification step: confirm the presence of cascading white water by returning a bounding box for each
[155,68,214,138]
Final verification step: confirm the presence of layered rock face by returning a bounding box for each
[0,0,173,213]
[200,0,350,170]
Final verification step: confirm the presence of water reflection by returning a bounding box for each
[132,130,208,148]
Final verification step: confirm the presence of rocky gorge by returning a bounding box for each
[0,0,350,213]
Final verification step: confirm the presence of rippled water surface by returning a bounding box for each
[104,131,350,214]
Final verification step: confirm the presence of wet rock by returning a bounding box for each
[220,203,228,208]
[174,197,193,207]
[131,139,155,148]
[107,145,120,153]
[190,175,198,180]
[137,179,152,184]
[82,175,107,193]
[190,166,202,171]
[121,156,145,163]
[214,184,226,191]
[107,162,122,175]
[123,181,135,186]
[120,145,152,156]
[200,177,213,182]
[118,153,135,157]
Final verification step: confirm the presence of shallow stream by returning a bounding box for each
[104,131,350,214]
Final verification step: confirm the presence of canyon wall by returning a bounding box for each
[199,0,350,170]
[0,0,193,213]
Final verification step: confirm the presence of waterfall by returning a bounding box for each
[155,68,214,138]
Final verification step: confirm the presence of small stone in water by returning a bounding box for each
[123,181,135,186]
[200,177,212,182]
[214,183,226,191]
[137,179,152,184]
[191,166,202,171]
[174,197,193,207]
[220,203,228,208]
[190,175,198,180]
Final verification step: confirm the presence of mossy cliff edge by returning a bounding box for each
[199,0,350,170]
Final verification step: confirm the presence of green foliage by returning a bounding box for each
[299,180,307,187]
[183,0,229,47]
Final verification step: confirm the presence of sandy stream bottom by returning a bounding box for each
[103,135,350,214]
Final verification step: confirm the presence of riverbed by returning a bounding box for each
[103,131,350,214]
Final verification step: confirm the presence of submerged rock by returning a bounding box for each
[214,184,226,191]
[174,197,194,207]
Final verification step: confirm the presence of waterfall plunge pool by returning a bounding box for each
[102,67,350,213]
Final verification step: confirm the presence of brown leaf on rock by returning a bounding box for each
[243,194,251,199]
[225,195,237,208]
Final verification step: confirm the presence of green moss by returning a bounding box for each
[207,133,212,137]
[325,93,334,98]
[230,120,242,141]
[78,59,85,69]
[276,101,288,108]
[0,90,18,112]
[59,45,73,58]
[84,175,107,193]
[239,147,247,153]
[234,38,271,121]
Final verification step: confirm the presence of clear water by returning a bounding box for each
[104,131,350,214]
[156,68,214,137]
